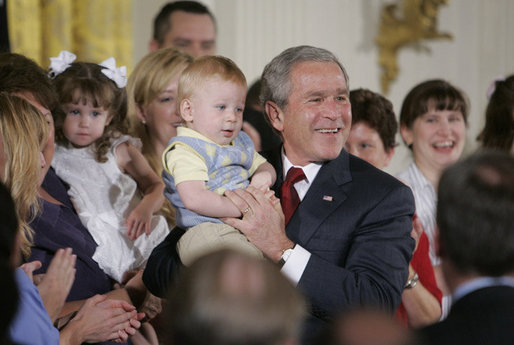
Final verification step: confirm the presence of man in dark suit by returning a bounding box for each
[418,151,514,345]
[222,45,414,343]
[143,45,415,344]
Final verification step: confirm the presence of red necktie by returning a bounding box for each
[281,167,306,225]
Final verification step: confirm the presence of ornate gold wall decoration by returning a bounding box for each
[376,0,453,94]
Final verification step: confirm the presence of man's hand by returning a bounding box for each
[223,186,293,262]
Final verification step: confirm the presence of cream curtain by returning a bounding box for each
[7,0,132,71]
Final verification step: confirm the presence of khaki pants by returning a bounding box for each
[177,222,263,266]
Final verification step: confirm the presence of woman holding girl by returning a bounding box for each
[0,52,154,344]
[0,92,142,345]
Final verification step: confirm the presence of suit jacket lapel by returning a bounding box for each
[287,150,353,245]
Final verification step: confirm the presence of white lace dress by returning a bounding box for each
[52,135,169,282]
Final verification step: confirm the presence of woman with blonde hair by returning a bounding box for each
[0,92,48,259]
[0,93,143,345]
[127,48,193,226]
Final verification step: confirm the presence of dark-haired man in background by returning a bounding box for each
[149,1,216,57]
[419,151,514,345]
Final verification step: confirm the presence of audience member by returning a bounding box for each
[0,93,142,345]
[127,48,193,226]
[346,88,397,168]
[149,1,216,57]
[162,55,276,265]
[418,151,514,345]
[143,45,415,345]
[477,74,514,152]
[49,51,169,283]
[347,88,442,328]
[396,79,468,318]
[317,307,419,345]
[0,52,153,344]
[243,79,282,152]
[165,249,306,345]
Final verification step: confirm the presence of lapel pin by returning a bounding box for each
[323,195,333,201]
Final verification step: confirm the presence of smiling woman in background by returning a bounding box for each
[396,79,468,319]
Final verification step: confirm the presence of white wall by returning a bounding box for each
[133,0,514,174]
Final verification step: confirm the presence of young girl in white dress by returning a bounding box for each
[48,51,169,283]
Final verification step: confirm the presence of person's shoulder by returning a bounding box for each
[347,153,405,189]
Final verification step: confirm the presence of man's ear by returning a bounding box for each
[265,100,285,132]
[149,39,159,52]
[180,99,193,122]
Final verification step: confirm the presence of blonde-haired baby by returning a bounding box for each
[162,55,276,265]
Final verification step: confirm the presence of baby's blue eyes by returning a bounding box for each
[91,111,100,117]
[215,105,244,113]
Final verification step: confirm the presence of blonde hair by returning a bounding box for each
[177,55,247,109]
[0,93,49,258]
[127,48,193,225]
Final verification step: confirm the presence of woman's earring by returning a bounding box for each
[141,120,146,125]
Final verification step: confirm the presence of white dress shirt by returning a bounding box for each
[280,152,322,284]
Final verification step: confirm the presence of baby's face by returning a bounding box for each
[183,77,246,146]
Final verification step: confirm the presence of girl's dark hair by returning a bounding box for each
[53,62,128,162]
[477,75,514,151]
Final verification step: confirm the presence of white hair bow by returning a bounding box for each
[99,57,127,88]
[48,50,76,78]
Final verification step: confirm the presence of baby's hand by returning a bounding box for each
[250,174,273,192]
[126,203,153,241]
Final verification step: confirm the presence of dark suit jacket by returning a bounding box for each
[143,148,414,343]
[419,286,514,345]
[265,148,414,342]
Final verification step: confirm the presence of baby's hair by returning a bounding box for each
[177,55,247,112]
[52,62,128,162]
